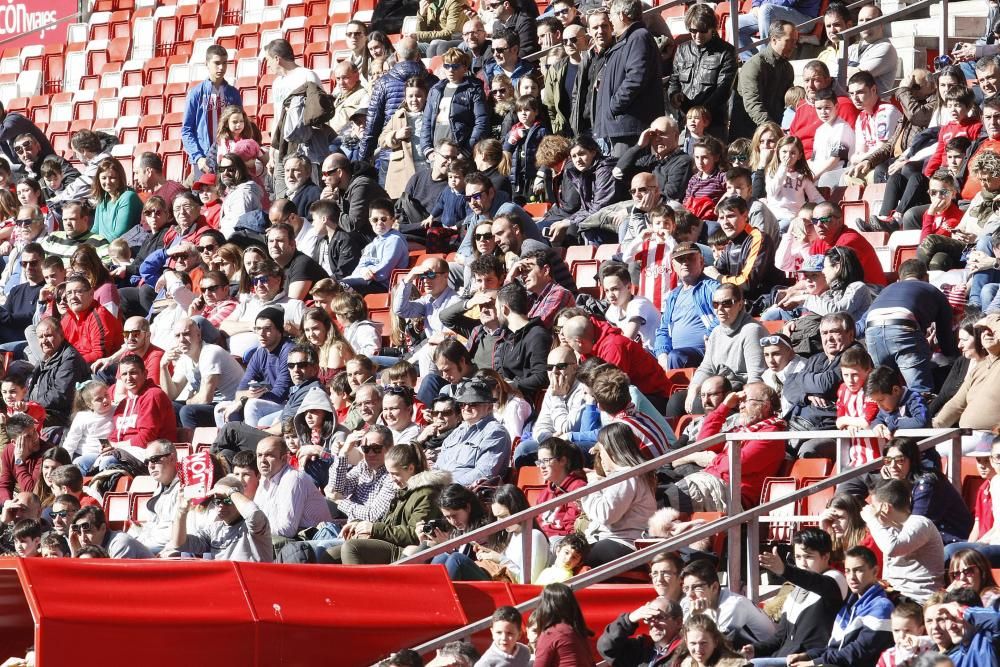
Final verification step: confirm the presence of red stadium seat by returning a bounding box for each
[363,293,390,310]
[572,260,600,289]
[161,112,186,141]
[306,15,331,43]
[788,458,832,482]
[141,83,166,116]
[164,82,188,114]
[27,95,50,125]
[564,245,595,271]
[761,477,799,545]
[117,85,143,117]
[160,139,188,182]
[798,478,834,526]
[305,43,332,70]
[103,492,131,531]
[139,115,165,143]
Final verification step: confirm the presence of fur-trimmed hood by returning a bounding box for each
[406,469,451,491]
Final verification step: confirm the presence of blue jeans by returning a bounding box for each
[431,552,491,581]
[0,340,28,359]
[751,659,793,667]
[74,453,99,475]
[665,347,704,370]
[944,541,1000,567]
[738,4,812,58]
[244,398,284,427]
[865,323,934,394]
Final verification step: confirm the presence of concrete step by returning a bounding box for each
[930,0,989,16]
[889,14,985,39]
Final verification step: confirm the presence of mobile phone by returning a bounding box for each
[248,381,271,391]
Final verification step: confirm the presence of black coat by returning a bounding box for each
[616,146,694,203]
[667,35,738,139]
[28,342,91,428]
[594,22,664,139]
[0,282,42,344]
[338,167,390,243]
[312,228,363,281]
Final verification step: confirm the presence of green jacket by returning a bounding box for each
[413,0,464,42]
[731,44,793,140]
[370,469,452,548]
[542,56,573,136]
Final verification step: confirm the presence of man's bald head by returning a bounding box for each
[632,172,658,189]
[547,345,577,364]
[397,36,421,60]
[15,492,40,519]
[125,316,149,332]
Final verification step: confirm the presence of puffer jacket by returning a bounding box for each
[667,34,738,137]
[360,60,434,161]
[594,21,664,139]
[560,156,620,226]
[61,304,124,364]
[420,76,489,157]
[505,122,547,199]
[368,469,452,548]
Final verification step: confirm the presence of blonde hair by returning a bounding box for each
[108,238,131,262]
[749,122,784,170]
[784,85,806,108]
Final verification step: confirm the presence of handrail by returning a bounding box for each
[835,0,942,86]
[407,427,963,656]
[737,0,870,53]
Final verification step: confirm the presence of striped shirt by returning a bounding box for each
[837,384,880,465]
[41,231,110,265]
[615,404,670,460]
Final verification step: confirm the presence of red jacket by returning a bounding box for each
[698,403,786,508]
[61,304,124,364]
[536,471,588,538]
[811,228,887,286]
[112,380,177,448]
[920,202,963,241]
[534,622,594,667]
[924,119,983,178]
[0,446,43,504]
[586,318,671,398]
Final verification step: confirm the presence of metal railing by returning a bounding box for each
[403,426,963,655]
[737,0,870,54]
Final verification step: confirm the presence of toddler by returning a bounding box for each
[108,238,132,276]
[535,532,589,585]
[194,174,222,229]
[474,606,532,667]
[216,106,266,168]
[63,380,114,473]
[875,602,936,667]
[775,203,818,275]
[426,159,472,230]
[782,85,806,130]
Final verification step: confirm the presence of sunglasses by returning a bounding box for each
[928,189,953,197]
[209,497,234,509]
[418,271,440,280]
[759,335,788,347]
[71,522,95,533]
[554,7,570,15]
[492,46,509,54]
[287,361,312,369]
[251,275,270,286]
[443,62,464,70]
[218,164,237,172]
[360,444,384,454]
[198,243,218,253]
[147,453,171,465]
[811,215,834,225]
[346,30,364,37]
[562,37,579,44]
[13,144,32,154]
[712,298,738,308]
[370,215,392,222]
[123,329,145,337]
[546,362,574,371]
[14,218,36,227]
[491,88,507,96]
[428,409,455,417]
[144,209,163,217]
[464,192,485,202]
[200,284,226,291]
[20,259,39,267]
[474,233,493,241]
[51,509,71,518]
[950,565,980,579]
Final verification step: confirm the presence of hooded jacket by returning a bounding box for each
[369,469,452,548]
[112,379,178,449]
[28,342,91,428]
[360,60,434,161]
[62,304,125,364]
[586,318,671,398]
[292,386,338,450]
[807,583,894,667]
[493,317,552,405]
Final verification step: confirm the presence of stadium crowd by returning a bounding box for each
[6,0,1000,662]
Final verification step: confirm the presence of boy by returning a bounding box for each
[681,107,711,155]
[535,532,589,585]
[600,261,661,353]
[0,373,46,433]
[625,205,677,312]
[12,518,43,557]
[310,199,363,282]
[426,159,471,231]
[193,173,222,229]
[474,606,531,667]
[866,366,931,440]
[810,87,855,185]
[40,532,70,558]
[724,167,780,243]
[340,199,408,294]
[875,601,936,667]
[917,171,966,271]
[923,87,982,179]
[862,479,946,603]
[945,136,972,184]
[836,346,881,468]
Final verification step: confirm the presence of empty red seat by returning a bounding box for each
[164,82,188,113]
[161,112,185,141]
[305,43,332,70]
[142,56,168,85]
[108,36,131,64]
[141,83,165,116]
[27,95,51,125]
[160,139,188,182]
[110,10,132,39]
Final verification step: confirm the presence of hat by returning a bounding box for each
[454,380,495,404]
[256,306,285,331]
[976,313,1000,333]
[969,431,996,458]
[799,254,826,273]
[192,173,217,191]
[230,138,261,162]
[671,242,700,260]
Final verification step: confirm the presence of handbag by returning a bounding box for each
[476,558,516,583]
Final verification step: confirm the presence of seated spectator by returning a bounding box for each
[577,172,663,248]
[580,424,656,568]
[655,242,720,372]
[332,291,382,358]
[253,436,332,543]
[933,312,1000,432]
[759,334,806,418]
[324,423,396,524]
[412,395,462,460]
[0,414,49,504]
[341,199,409,294]
[104,355,177,468]
[787,546,893,667]
[220,309,294,427]
[874,602,937,667]
[492,282,551,405]
[12,518,42,558]
[597,596,685,666]
[532,438,587,541]
[128,440,181,554]
[68,506,152,559]
[589,366,672,460]
[27,317,91,437]
[767,247,872,326]
[679,558,776,648]
[542,136,620,246]
[746,528,847,663]
[616,116,694,203]
[434,379,511,486]
[703,195,782,301]
[514,347,589,466]
[91,158,141,242]
[922,590,1000,664]
[474,369,531,443]
[188,270,239,328]
[265,220,326,300]
[46,466,99,510]
[468,485,549,584]
[47,494,80,539]
[944,436,1000,566]
[866,366,931,440]
[219,262,304,357]
[0,491,42,553]
[536,532,589,586]
[833,347,881,494]
[381,385,420,445]
[672,376,741,453]
[506,249,575,329]
[600,262,660,354]
[394,256,461,341]
[61,274,124,365]
[809,201,886,286]
[415,482,500,580]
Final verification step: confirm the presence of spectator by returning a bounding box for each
[866,365,931,439]
[217,153,265,239]
[253,435,332,542]
[530,437,587,539]
[265,221,326,301]
[105,355,177,466]
[0,414,47,504]
[394,256,462,340]
[27,317,91,435]
[532,583,594,665]
[704,196,782,301]
[0,241,44,348]
[309,200,362,281]
[846,5,898,97]
[809,202,887,286]
[422,49,490,161]
[40,201,110,265]
[489,3,539,60]
[820,493,883,571]
[412,0,465,56]
[679,558,776,648]
[616,116,694,203]
[417,482,501,580]
[181,45,242,176]
[129,440,181,553]
[324,422,395,524]
[505,249,574,329]
[13,133,78,186]
[789,61,860,159]
[655,242,720,371]
[459,18,493,75]
[569,8,614,138]
[759,333,806,418]
[597,597,685,666]
[61,274,124,365]
[731,20,798,139]
[485,30,538,94]
[492,281,552,404]
[589,366,672,460]
[52,130,112,205]
[340,199,409,294]
[435,379,511,485]
[132,152,186,209]
[599,261,659,354]
[542,24,586,136]
[845,71,901,185]
[378,78,431,202]
[321,152,391,244]
[934,312,1000,431]
[68,506,152,559]
[331,61,370,139]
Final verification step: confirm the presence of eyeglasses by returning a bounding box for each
[20,259,39,267]
[681,582,709,595]
[173,204,195,213]
[442,63,464,70]
[13,143,32,154]
[123,329,145,338]
[929,189,952,197]
[537,457,556,466]
[71,522,95,533]
[14,218,37,227]
[883,455,908,466]
[209,497,234,509]
[360,444,384,454]
[51,510,70,518]
[287,361,313,369]
[630,186,655,195]
[950,565,980,579]
[251,275,270,286]
[198,243,218,253]
[218,164,237,173]
[346,30,364,37]
[712,298,738,309]
[811,215,835,225]
[147,453,172,465]
[464,192,485,202]
[546,362,574,371]
[474,233,493,241]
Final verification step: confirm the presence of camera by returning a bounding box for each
[421,519,450,534]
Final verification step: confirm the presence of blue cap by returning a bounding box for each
[799,255,826,273]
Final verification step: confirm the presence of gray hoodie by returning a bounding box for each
[292,385,346,450]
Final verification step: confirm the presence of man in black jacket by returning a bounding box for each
[597,597,684,667]
[493,282,551,405]
[614,116,694,202]
[12,133,79,187]
[0,241,44,349]
[28,317,91,435]
[309,199,361,281]
[0,103,53,178]
[320,153,389,244]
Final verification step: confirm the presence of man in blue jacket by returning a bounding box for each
[181,45,242,176]
[654,243,720,371]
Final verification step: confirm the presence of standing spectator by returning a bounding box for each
[458,18,494,75]
[569,8,614,138]
[731,21,797,140]
[593,0,664,157]
[421,49,489,159]
[378,77,430,200]
[668,5,738,141]
[542,24,587,137]
[484,30,537,91]
[181,45,241,177]
[488,0,539,55]
[847,5,898,97]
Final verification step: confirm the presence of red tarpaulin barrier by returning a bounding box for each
[0,0,75,51]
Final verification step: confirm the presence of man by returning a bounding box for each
[107,356,178,464]
[654,243,720,372]
[166,474,272,562]
[161,318,244,428]
[60,274,124,365]
[266,39,324,198]
[40,201,110,264]
[0,414,46,504]
[594,0,663,157]
[529,346,589,444]
[488,0,538,56]
[279,157,323,226]
[93,317,164,394]
[704,196,781,301]
[219,263,303,354]
[435,379,511,486]
[181,45,242,176]
[394,257,462,341]
[680,558,776,646]
[731,20,797,140]
[563,314,672,410]
[737,0,814,60]
[760,332,807,418]
[48,494,80,538]
[11,133,79,185]
[0,101,53,178]
[232,450,261,500]
[309,199,361,281]
[507,249,575,328]
[226,309,294,427]
[396,140,457,230]
[569,8,614,138]
[265,221,326,301]
[1,204,47,297]
[846,5,898,97]
[343,20,370,77]
[458,18,494,75]
[668,4,737,140]
[673,376,741,450]
[320,152,389,243]
[127,440,182,554]
[331,60,370,137]
[845,71,901,184]
[0,241,44,346]
[340,200,409,294]
[438,255,505,368]
[484,30,538,89]
[542,24,587,135]
[787,546,893,667]
[809,202,886,286]
[70,506,153,559]
[132,152,186,206]
[868,259,957,396]
[816,3,851,70]
[576,172,662,246]
[960,98,1000,203]
[615,116,694,203]
[413,395,463,456]
[789,61,860,158]
[597,597,684,667]
[359,37,432,164]
[493,282,552,404]
[589,366,672,459]
[456,174,541,261]
[253,436,331,541]
[28,317,90,434]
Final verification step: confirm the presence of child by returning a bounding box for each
[764,135,823,233]
[216,105,266,169]
[809,87,855,186]
[384,360,427,424]
[964,435,998,545]
[62,380,114,474]
[535,532,588,585]
[875,601,936,667]
[0,373,45,432]
[707,227,729,262]
[475,606,532,667]
[504,96,548,201]
[12,518,43,558]
[672,209,714,265]
[193,174,222,230]
[728,138,751,169]
[426,158,471,231]
[340,199,409,293]
[946,136,972,184]
[917,171,966,271]
[107,238,132,276]
[923,86,982,179]
[775,203,818,275]
[866,366,931,440]
[782,86,806,130]
[329,371,354,426]
[683,137,727,221]
[681,106,711,156]
[626,205,677,312]
[40,532,70,558]
[835,346,881,467]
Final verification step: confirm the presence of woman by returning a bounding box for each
[532,583,594,667]
[458,221,500,281]
[473,137,512,195]
[770,247,872,326]
[412,0,465,57]
[91,157,141,241]
[474,369,531,441]
[931,315,987,416]
[678,614,747,667]
[421,48,488,158]
[820,493,883,572]
[300,307,353,384]
[331,442,452,564]
[211,242,244,296]
[934,313,1000,431]
[946,548,998,593]
[466,484,550,584]
[237,246,268,301]
[35,446,72,509]
[331,291,382,357]
[382,385,420,445]
[367,30,395,63]
[748,122,783,200]
[581,423,656,567]
[218,153,265,238]
[487,76,518,147]
[423,483,501,581]
[881,437,973,545]
[534,437,588,540]
[71,244,120,318]
[379,76,429,198]
[542,136,620,246]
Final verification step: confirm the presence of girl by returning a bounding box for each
[215,106,265,167]
[684,137,727,221]
[35,447,72,509]
[62,380,114,474]
[381,385,420,445]
[821,493,882,570]
[422,483,503,580]
[532,583,594,667]
[474,369,531,442]
[775,203,818,275]
[300,307,353,384]
[194,176,222,230]
[764,135,823,232]
[749,122,783,200]
[489,75,517,147]
[677,615,746,667]
[533,438,588,541]
[474,137,512,195]
[460,221,500,285]
[504,95,548,202]
[379,77,429,198]
[680,106,711,155]
[470,484,550,584]
[71,244,121,318]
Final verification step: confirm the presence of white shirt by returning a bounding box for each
[605,296,661,354]
[273,66,322,118]
[173,343,245,402]
[811,117,855,169]
[255,463,332,538]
